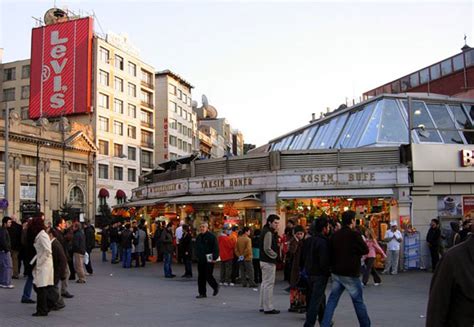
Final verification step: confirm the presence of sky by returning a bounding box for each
[0,0,473,147]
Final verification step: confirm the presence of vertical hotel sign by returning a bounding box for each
[29,17,93,119]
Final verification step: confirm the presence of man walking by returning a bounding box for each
[72,222,86,283]
[259,214,280,314]
[426,219,441,272]
[51,218,74,298]
[195,222,219,298]
[321,211,370,327]
[235,227,257,288]
[303,217,331,327]
[382,221,402,275]
[0,217,14,289]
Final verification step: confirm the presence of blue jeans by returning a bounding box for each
[321,274,371,327]
[22,274,34,301]
[304,275,329,327]
[102,251,107,262]
[122,248,132,268]
[0,251,13,286]
[163,253,172,277]
[110,242,118,262]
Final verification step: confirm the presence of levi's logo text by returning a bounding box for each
[46,31,69,109]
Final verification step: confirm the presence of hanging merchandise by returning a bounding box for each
[184,204,195,215]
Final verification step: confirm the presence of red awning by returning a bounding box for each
[98,188,110,198]
[116,189,126,199]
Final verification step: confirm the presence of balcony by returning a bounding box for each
[141,140,154,149]
[141,80,154,90]
[140,101,154,110]
[140,120,154,129]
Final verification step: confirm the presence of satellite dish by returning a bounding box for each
[191,100,198,108]
[44,8,68,25]
[202,94,209,108]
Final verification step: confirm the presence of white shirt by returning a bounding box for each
[175,226,183,244]
[384,229,402,251]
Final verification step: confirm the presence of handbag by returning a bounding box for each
[84,252,90,265]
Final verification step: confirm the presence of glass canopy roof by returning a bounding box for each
[269,95,474,151]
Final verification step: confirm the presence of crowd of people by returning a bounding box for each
[1,211,473,326]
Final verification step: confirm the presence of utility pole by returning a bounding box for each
[3,102,9,216]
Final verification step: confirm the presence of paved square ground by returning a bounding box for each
[0,252,431,327]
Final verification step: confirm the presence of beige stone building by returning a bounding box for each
[0,113,96,222]
[154,70,196,163]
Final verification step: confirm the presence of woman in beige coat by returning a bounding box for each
[29,217,54,317]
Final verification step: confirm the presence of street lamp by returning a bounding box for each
[35,141,50,205]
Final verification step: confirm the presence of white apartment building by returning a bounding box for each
[199,117,232,156]
[154,70,196,163]
[90,35,155,205]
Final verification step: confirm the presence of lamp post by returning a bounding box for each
[35,141,50,206]
[3,102,10,216]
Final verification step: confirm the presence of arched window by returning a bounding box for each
[69,186,84,203]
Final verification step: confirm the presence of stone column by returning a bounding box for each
[262,191,285,235]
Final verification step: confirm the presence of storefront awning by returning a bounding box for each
[169,193,260,204]
[112,198,168,208]
[278,188,394,199]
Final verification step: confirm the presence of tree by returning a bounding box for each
[97,203,112,228]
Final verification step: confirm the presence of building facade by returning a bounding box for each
[0,56,31,120]
[154,70,195,163]
[0,113,96,221]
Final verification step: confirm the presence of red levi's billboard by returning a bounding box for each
[29,17,93,119]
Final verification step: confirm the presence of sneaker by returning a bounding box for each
[229,283,235,287]
[76,279,86,284]
[264,309,280,314]
[62,292,74,298]
[219,282,224,286]
[213,286,219,296]
[374,283,380,286]
[21,298,36,304]
[223,282,229,286]
[0,284,14,289]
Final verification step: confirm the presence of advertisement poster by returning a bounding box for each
[462,196,474,219]
[437,195,463,218]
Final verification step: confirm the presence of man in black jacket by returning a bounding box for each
[303,217,331,327]
[83,220,95,275]
[0,217,14,288]
[7,216,22,279]
[72,222,86,283]
[321,211,370,327]
[195,221,219,298]
[426,218,441,272]
[52,218,74,298]
[426,220,474,327]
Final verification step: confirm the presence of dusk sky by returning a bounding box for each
[1,0,472,146]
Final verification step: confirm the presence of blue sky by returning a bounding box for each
[1,0,472,146]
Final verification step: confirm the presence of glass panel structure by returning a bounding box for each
[359,101,383,146]
[426,104,463,144]
[377,99,408,144]
[449,104,474,144]
[403,101,442,143]
[324,113,348,149]
[300,125,319,149]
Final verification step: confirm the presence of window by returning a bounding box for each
[115,55,124,70]
[99,70,109,86]
[99,47,109,63]
[127,125,136,138]
[183,110,188,120]
[178,89,182,99]
[376,99,408,144]
[3,88,15,101]
[141,130,153,147]
[453,54,464,71]
[98,164,108,179]
[128,104,136,118]
[113,121,123,135]
[426,103,463,144]
[141,70,153,85]
[178,122,182,134]
[450,104,474,144]
[169,135,177,147]
[128,168,136,182]
[98,140,109,155]
[128,147,137,160]
[21,86,30,99]
[409,73,419,88]
[183,94,187,103]
[141,150,153,169]
[169,84,177,95]
[128,83,136,97]
[99,116,109,132]
[169,101,177,113]
[169,119,177,130]
[114,143,124,157]
[178,138,183,150]
[178,106,183,116]
[3,67,16,81]
[141,90,152,105]
[114,99,124,114]
[69,186,84,203]
[403,100,442,143]
[430,64,441,80]
[441,59,453,76]
[98,93,109,109]
[420,68,430,84]
[141,110,153,126]
[21,106,29,120]
[114,77,123,92]
[114,166,123,180]
[128,62,137,76]
[21,65,30,79]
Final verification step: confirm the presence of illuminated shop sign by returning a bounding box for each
[461,149,474,167]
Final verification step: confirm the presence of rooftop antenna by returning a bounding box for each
[32,16,43,27]
[92,10,106,38]
[464,34,467,46]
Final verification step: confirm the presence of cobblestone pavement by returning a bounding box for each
[0,252,431,327]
